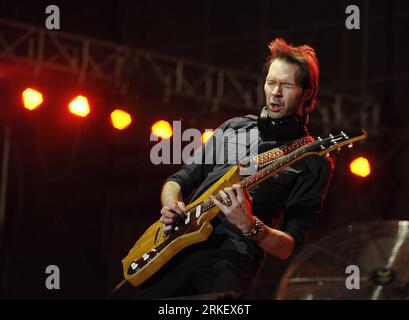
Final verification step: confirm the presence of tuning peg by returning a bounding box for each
[329,133,334,139]
[348,143,354,148]
[337,148,341,154]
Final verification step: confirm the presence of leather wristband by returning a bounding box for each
[243,216,266,241]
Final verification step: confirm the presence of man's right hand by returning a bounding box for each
[160,200,187,232]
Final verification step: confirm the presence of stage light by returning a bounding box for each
[68,95,90,117]
[22,88,43,110]
[350,157,371,178]
[202,130,214,144]
[151,120,172,139]
[111,109,132,130]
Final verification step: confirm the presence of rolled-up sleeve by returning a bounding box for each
[280,155,335,249]
[165,119,232,199]
[165,161,214,200]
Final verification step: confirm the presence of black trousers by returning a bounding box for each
[111,242,259,300]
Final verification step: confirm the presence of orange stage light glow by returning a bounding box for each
[22,88,43,110]
[111,109,132,130]
[350,157,371,178]
[202,130,214,144]
[68,95,90,117]
[151,120,172,139]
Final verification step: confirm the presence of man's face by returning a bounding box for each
[264,58,306,119]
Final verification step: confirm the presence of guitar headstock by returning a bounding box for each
[307,129,368,156]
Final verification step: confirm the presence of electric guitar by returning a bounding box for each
[120,130,368,288]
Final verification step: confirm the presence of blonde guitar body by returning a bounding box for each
[122,164,241,287]
[120,129,368,288]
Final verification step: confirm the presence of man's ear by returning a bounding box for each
[303,88,313,100]
[302,88,314,115]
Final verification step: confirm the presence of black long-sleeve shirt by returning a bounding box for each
[166,115,334,265]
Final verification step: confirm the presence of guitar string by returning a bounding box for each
[126,132,368,273]
[130,138,316,256]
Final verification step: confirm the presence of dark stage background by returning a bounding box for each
[0,0,408,299]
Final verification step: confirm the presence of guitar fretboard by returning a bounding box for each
[254,135,314,168]
[194,136,315,214]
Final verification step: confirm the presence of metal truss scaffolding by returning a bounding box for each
[0,19,380,135]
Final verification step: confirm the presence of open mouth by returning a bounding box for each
[269,103,282,113]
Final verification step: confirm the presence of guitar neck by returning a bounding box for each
[251,135,314,169]
[198,138,315,214]
[241,144,309,191]
[199,129,368,211]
